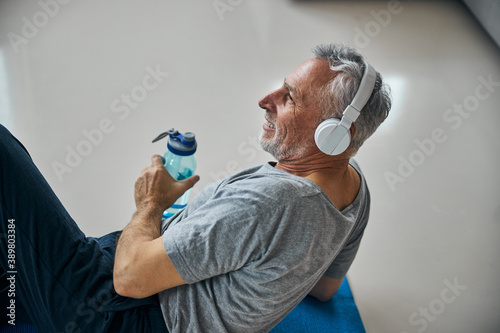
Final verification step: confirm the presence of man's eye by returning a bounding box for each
[286,94,294,102]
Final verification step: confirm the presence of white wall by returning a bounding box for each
[1,1,499,332]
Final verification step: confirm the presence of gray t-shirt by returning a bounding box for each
[159,160,370,333]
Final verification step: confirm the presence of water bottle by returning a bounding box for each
[152,128,197,219]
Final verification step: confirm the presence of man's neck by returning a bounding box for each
[274,150,351,178]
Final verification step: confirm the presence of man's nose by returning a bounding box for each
[258,90,277,112]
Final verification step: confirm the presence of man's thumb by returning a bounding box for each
[180,175,200,190]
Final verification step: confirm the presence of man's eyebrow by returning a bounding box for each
[283,79,297,96]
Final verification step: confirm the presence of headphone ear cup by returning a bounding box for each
[315,118,351,156]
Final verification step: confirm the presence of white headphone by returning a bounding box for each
[314,61,377,155]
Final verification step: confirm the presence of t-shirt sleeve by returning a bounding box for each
[323,227,365,279]
[323,198,370,279]
[162,185,277,284]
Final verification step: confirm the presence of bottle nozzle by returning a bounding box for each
[152,128,177,143]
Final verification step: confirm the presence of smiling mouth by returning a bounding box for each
[264,116,276,130]
[265,120,276,129]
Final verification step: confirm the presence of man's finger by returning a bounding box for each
[178,175,200,190]
[151,154,164,167]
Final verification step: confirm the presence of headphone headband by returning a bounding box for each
[350,62,377,116]
[314,61,377,155]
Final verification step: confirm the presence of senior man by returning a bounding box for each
[0,43,391,332]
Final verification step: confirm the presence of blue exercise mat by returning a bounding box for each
[271,278,366,333]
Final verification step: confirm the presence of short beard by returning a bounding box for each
[259,131,310,161]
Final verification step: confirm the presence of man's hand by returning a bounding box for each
[113,155,199,298]
[134,155,200,215]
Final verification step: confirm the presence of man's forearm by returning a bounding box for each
[120,209,162,244]
[113,207,187,298]
[113,208,163,293]
[115,208,162,267]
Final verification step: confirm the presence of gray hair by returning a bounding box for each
[312,43,391,155]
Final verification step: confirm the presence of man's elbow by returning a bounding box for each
[308,276,343,302]
[310,290,337,302]
[113,264,146,299]
[113,270,132,298]
[113,276,150,299]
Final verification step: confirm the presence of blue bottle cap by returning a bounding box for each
[153,129,197,156]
